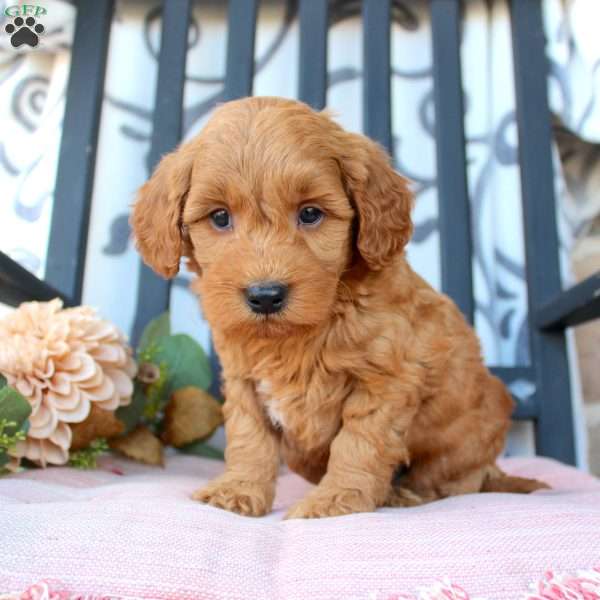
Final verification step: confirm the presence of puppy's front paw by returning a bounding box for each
[192,477,273,517]
[285,487,376,519]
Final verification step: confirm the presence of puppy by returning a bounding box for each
[132,96,546,518]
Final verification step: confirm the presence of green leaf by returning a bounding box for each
[0,387,30,469]
[138,312,171,354]
[0,374,7,389]
[179,440,224,461]
[116,381,147,434]
[0,386,32,436]
[153,334,212,393]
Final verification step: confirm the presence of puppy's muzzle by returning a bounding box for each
[245,282,288,315]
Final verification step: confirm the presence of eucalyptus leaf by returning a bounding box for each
[138,312,171,354]
[154,334,212,393]
[0,374,6,389]
[0,386,32,436]
[0,452,9,469]
[179,440,224,460]
[116,381,147,434]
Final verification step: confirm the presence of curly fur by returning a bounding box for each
[131,97,547,519]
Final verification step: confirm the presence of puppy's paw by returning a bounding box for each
[285,487,376,519]
[192,477,273,517]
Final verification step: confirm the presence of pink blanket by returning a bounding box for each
[1,455,599,599]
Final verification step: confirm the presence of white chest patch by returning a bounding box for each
[265,399,286,429]
[255,379,286,429]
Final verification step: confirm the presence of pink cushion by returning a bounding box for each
[1,455,599,599]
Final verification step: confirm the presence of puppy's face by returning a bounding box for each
[183,131,354,336]
[131,97,413,338]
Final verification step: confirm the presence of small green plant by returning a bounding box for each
[0,419,27,451]
[142,361,169,422]
[68,438,109,469]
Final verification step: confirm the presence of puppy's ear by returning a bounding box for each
[339,133,413,270]
[130,142,195,278]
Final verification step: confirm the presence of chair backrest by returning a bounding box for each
[42,0,576,465]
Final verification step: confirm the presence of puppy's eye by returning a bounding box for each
[210,208,231,230]
[298,206,324,227]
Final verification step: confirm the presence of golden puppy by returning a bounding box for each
[132,96,546,518]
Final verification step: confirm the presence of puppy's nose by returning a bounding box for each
[245,282,288,315]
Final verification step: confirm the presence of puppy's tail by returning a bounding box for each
[481,464,550,494]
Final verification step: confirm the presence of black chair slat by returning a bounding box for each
[132,0,192,345]
[205,0,258,397]
[491,366,536,384]
[147,1,191,171]
[510,0,576,464]
[224,0,259,101]
[536,270,600,330]
[491,366,538,420]
[429,0,474,324]
[298,0,328,110]
[45,0,114,304]
[511,396,538,421]
[0,251,71,307]
[362,0,392,155]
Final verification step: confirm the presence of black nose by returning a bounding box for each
[245,282,288,315]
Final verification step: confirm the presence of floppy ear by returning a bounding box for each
[338,133,413,270]
[130,142,195,278]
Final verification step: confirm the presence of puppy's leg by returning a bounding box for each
[192,378,280,517]
[286,383,418,519]
[388,464,549,507]
[481,465,549,493]
[384,485,428,507]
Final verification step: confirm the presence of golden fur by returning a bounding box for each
[131,97,546,519]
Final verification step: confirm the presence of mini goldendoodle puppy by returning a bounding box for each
[131,96,546,519]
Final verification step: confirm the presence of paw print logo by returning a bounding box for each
[4,16,44,48]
